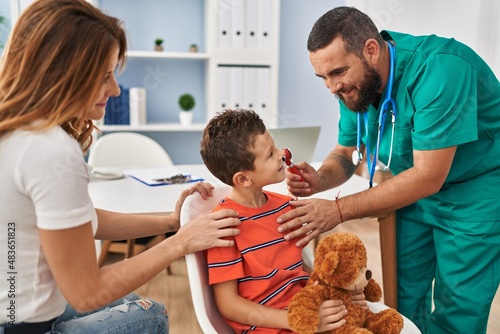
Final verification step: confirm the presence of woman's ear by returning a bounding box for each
[363,38,380,66]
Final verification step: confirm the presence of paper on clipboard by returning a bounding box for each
[123,167,204,186]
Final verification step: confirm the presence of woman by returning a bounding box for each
[0,1,240,333]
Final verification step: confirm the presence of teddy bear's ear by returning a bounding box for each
[319,251,339,274]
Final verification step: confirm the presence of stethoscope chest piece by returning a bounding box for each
[352,150,362,166]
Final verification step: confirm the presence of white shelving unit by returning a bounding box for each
[97,0,281,131]
[205,0,281,129]
[10,0,281,132]
[127,50,210,60]
[99,123,206,132]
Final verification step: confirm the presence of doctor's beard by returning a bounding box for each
[336,59,381,112]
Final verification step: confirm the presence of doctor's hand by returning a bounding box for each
[169,181,215,231]
[285,162,321,197]
[276,198,339,247]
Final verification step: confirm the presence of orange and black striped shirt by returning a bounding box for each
[207,191,309,334]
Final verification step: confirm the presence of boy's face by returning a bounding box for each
[249,130,287,187]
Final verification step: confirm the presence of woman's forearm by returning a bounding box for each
[75,235,186,312]
[94,209,176,240]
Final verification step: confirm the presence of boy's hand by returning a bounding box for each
[306,281,348,333]
[169,182,214,231]
[351,289,368,310]
[316,299,347,332]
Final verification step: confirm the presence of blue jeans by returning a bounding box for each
[1,294,168,334]
[48,293,169,334]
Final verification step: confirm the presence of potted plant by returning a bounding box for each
[189,43,198,53]
[178,93,195,126]
[154,38,164,52]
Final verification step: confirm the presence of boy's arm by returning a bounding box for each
[213,280,291,330]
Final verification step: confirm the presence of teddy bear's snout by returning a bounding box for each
[366,269,372,280]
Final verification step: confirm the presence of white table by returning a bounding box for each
[89,164,369,213]
[88,164,398,309]
[88,165,219,215]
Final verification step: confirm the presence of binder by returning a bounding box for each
[105,85,129,125]
[245,0,259,49]
[229,0,245,49]
[217,0,231,48]
[242,66,257,110]
[256,67,271,126]
[129,87,147,126]
[104,97,113,125]
[258,0,272,49]
[118,88,130,125]
[229,66,243,109]
[217,66,230,110]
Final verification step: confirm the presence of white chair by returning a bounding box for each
[88,132,174,268]
[180,185,421,334]
[180,185,235,334]
[88,132,173,168]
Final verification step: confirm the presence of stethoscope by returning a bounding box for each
[352,41,397,188]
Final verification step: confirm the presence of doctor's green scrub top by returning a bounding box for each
[338,30,500,222]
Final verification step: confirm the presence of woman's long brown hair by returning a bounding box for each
[0,0,127,152]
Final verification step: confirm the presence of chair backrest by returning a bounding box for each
[88,132,173,168]
[180,185,235,334]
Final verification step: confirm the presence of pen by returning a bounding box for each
[153,174,191,183]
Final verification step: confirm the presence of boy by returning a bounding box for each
[200,109,348,333]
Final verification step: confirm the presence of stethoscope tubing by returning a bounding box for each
[356,41,397,187]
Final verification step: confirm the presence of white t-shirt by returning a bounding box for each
[0,126,97,323]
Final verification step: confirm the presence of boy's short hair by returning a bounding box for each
[200,109,266,186]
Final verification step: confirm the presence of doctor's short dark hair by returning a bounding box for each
[307,6,385,57]
[200,109,266,186]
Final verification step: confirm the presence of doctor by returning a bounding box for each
[277,6,500,334]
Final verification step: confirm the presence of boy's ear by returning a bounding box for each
[233,171,252,186]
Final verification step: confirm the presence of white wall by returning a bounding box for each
[0,0,10,53]
[345,0,500,77]
[278,0,344,162]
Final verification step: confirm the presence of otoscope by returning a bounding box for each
[282,148,304,181]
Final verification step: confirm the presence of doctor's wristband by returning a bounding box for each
[334,191,344,223]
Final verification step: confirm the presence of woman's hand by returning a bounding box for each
[169,182,214,231]
[175,209,241,254]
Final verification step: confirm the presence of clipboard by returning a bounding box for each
[123,167,204,186]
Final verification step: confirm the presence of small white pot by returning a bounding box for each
[179,112,193,126]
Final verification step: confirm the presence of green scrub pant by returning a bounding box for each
[396,203,500,334]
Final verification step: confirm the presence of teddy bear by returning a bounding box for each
[288,232,403,334]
